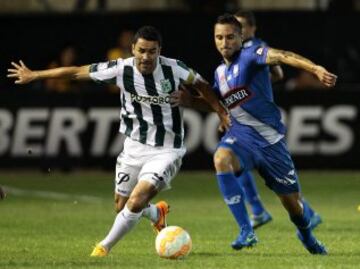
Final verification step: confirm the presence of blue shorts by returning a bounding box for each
[218,131,300,195]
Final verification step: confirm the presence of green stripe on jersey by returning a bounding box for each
[161,65,182,148]
[143,74,166,147]
[121,93,133,136]
[108,60,117,68]
[123,66,148,144]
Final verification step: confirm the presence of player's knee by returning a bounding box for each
[279,193,303,216]
[213,149,233,172]
[127,194,148,213]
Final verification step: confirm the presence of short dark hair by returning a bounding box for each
[234,10,256,27]
[215,13,242,33]
[133,26,162,47]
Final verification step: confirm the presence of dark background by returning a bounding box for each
[1,11,359,89]
[1,11,360,170]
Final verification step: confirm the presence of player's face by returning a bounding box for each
[235,16,256,40]
[214,23,242,60]
[132,38,161,75]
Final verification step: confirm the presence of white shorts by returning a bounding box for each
[114,137,186,197]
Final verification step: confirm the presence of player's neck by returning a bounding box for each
[224,50,240,66]
[224,58,232,66]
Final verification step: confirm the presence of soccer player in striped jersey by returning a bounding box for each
[173,14,336,254]
[7,25,230,257]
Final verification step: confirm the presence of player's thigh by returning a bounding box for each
[114,158,141,198]
[216,132,257,173]
[138,150,184,192]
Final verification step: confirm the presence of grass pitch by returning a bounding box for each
[0,170,359,269]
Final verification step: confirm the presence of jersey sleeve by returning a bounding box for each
[174,60,203,85]
[250,46,269,66]
[89,59,123,85]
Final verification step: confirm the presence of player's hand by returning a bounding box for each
[313,65,337,87]
[218,111,231,132]
[170,84,194,107]
[7,60,36,84]
[0,186,6,200]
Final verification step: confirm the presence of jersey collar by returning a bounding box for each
[133,56,161,76]
[243,37,255,48]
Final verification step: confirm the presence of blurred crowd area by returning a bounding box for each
[29,30,360,94]
[39,30,134,93]
[1,1,360,93]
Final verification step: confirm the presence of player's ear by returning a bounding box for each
[131,43,136,55]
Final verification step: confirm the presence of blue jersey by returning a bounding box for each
[213,38,285,147]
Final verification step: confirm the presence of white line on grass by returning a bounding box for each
[2,185,103,203]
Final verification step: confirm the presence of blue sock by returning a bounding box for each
[237,171,265,216]
[290,201,313,242]
[217,172,252,232]
[301,198,315,218]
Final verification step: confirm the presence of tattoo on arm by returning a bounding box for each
[267,48,317,72]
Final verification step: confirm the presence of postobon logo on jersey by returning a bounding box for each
[130,93,170,105]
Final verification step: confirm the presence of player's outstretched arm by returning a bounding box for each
[266,48,337,87]
[7,60,91,84]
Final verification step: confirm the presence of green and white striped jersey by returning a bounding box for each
[89,56,200,149]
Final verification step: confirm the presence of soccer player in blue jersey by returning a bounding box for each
[212,14,336,254]
[233,11,322,230]
[173,14,336,254]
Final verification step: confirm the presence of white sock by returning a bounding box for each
[100,205,142,251]
[142,203,159,223]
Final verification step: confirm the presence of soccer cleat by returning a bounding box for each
[297,231,328,255]
[310,213,322,230]
[90,244,108,257]
[250,211,272,229]
[231,230,258,250]
[152,201,170,233]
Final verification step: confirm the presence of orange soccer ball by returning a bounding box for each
[155,226,192,259]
